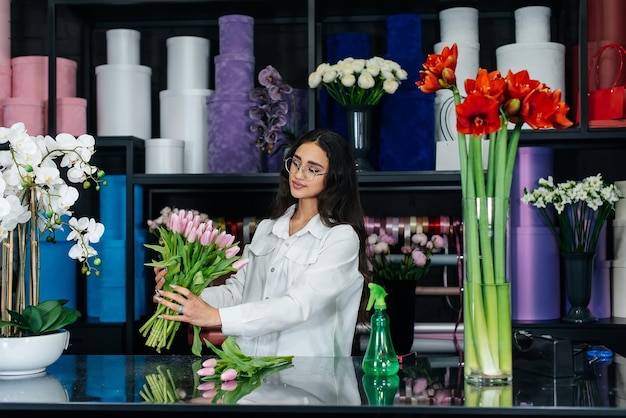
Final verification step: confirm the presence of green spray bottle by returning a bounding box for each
[361,282,400,376]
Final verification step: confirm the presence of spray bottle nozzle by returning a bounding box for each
[366,283,388,310]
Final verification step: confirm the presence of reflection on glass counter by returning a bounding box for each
[0,352,624,414]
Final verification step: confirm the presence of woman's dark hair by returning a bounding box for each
[270,129,372,348]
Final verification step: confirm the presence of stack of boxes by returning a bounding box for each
[158,35,212,174]
[207,14,259,173]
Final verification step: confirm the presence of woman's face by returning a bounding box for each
[287,142,329,200]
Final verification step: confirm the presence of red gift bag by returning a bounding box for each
[587,43,626,122]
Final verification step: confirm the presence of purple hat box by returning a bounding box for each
[218,14,254,55]
[214,53,255,98]
[510,146,561,320]
[207,94,260,173]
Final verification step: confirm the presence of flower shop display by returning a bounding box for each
[366,231,445,355]
[0,122,105,374]
[416,43,573,385]
[521,174,623,323]
[139,207,249,356]
[308,56,408,171]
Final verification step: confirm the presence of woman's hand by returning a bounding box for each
[153,266,167,301]
[154,284,222,329]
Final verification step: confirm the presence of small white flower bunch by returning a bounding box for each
[522,173,624,253]
[308,56,408,106]
[0,122,106,275]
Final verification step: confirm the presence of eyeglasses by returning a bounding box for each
[284,157,327,182]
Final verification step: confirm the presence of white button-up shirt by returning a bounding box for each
[200,205,364,357]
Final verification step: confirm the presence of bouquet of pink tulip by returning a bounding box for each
[139,208,248,356]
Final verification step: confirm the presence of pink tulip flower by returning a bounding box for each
[202,358,217,368]
[197,381,216,391]
[201,389,218,399]
[215,231,232,249]
[221,380,238,391]
[169,213,183,234]
[197,367,216,376]
[225,246,240,259]
[220,368,238,381]
[232,258,249,270]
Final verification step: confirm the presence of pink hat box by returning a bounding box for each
[11,56,77,100]
[45,97,87,136]
[0,64,10,100]
[2,97,45,136]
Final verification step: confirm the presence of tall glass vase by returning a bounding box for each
[561,252,598,323]
[345,104,375,171]
[463,197,512,386]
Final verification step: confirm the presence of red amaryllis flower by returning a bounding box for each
[415,44,458,93]
[503,69,541,101]
[464,69,506,103]
[520,88,572,130]
[455,93,501,136]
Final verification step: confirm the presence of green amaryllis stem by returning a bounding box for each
[452,87,468,199]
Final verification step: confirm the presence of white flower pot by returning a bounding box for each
[0,329,70,376]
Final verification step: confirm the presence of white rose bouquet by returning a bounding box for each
[307,56,408,106]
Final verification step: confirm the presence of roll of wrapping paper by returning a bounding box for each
[219,215,456,248]
[364,216,454,245]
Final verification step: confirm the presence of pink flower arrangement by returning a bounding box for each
[139,208,249,356]
[366,232,446,280]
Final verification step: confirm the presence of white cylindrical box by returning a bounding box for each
[106,29,141,65]
[159,88,214,174]
[439,7,479,45]
[95,64,152,139]
[612,260,626,318]
[166,36,210,90]
[615,180,626,220]
[515,6,551,43]
[145,138,184,174]
[496,42,565,128]
[614,219,626,260]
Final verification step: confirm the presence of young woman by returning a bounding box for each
[153,129,370,356]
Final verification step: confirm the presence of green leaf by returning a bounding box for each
[22,306,43,335]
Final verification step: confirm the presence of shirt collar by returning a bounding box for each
[273,204,328,239]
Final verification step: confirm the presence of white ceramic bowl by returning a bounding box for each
[0,372,68,402]
[0,329,70,376]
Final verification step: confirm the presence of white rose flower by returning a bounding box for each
[357,72,375,90]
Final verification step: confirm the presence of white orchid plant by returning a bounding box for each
[0,122,106,337]
[308,56,408,106]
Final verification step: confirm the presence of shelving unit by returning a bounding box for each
[41,0,626,354]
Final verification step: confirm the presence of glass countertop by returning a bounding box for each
[0,352,625,416]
